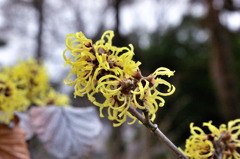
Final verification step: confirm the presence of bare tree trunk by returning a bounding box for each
[33,0,44,62]
[112,0,128,47]
[206,0,240,120]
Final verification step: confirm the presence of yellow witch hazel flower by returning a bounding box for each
[7,59,69,106]
[180,123,214,159]
[63,30,175,126]
[181,119,240,159]
[204,119,240,159]
[0,58,70,124]
[6,59,49,105]
[0,72,30,124]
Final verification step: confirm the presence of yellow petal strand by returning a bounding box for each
[190,123,205,135]
[153,67,175,77]
[203,121,221,138]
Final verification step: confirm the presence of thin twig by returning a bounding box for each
[128,106,188,159]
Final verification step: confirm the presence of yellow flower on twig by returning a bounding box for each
[180,123,214,159]
[63,30,175,126]
[181,119,240,159]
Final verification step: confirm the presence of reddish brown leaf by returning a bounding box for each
[0,124,30,159]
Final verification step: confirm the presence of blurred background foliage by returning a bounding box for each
[0,0,240,158]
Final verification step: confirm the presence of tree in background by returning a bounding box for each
[206,0,240,121]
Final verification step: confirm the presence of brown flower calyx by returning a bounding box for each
[30,78,38,86]
[0,85,12,97]
[221,131,231,142]
[120,78,134,95]
[145,74,155,87]
[207,134,215,142]
[98,47,109,55]
[4,86,12,96]
[84,42,92,48]
[132,70,143,80]
[0,81,6,84]
[46,98,55,105]
[30,69,38,75]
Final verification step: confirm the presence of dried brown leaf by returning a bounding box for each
[0,124,30,159]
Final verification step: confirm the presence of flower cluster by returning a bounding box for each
[181,119,240,159]
[0,73,29,124]
[0,59,69,124]
[63,30,175,126]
